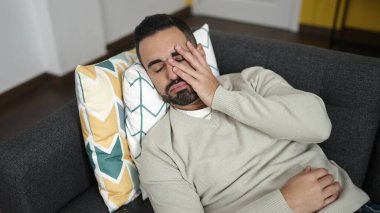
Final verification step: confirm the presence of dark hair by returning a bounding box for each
[134,14,196,66]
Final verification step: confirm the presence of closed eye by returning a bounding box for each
[150,61,164,73]
[154,66,164,73]
[151,56,185,73]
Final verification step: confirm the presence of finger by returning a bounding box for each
[319,174,334,188]
[323,193,339,207]
[172,66,197,86]
[175,45,203,71]
[168,58,201,79]
[187,41,208,67]
[198,44,206,58]
[311,168,329,179]
[322,181,341,198]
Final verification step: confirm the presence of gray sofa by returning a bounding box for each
[1,30,379,213]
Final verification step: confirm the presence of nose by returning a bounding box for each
[165,61,178,80]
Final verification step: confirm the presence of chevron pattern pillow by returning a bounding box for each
[123,24,219,172]
[75,51,140,212]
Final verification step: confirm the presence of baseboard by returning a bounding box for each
[300,24,380,48]
[339,28,380,47]
[299,25,332,38]
[0,6,192,110]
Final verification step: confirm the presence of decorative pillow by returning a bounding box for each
[75,51,140,212]
[123,24,219,171]
[192,24,219,77]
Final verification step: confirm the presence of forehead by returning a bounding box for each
[139,27,188,67]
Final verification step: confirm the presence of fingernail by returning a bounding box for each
[175,45,181,50]
[168,58,174,63]
[173,67,177,71]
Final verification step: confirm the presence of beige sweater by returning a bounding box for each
[140,67,369,213]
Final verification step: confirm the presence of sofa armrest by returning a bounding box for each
[0,100,95,213]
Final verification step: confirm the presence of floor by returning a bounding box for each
[1,15,379,142]
[0,82,75,142]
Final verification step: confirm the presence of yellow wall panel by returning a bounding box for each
[300,0,380,33]
[300,0,344,29]
[346,0,380,32]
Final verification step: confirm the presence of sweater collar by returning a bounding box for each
[169,106,218,127]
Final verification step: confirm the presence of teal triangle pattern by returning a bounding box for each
[85,143,96,171]
[127,163,141,193]
[97,60,115,72]
[111,52,127,61]
[95,137,123,179]
[117,102,126,131]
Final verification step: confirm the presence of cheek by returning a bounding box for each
[149,75,168,94]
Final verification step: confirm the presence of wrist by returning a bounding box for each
[280,188,303,213]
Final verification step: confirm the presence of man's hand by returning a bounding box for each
[168,41,219,107]
[280,166,341,213]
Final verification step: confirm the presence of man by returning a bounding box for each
[134,14,371,213]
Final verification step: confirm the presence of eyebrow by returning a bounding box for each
[147,59,162,69]
[147,51,181,69]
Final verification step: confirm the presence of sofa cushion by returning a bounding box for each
[75,51,140,211]
[58,185,108,213]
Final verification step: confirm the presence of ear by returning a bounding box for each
[197,43,206,60]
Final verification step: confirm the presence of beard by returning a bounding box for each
[161,78,199,106]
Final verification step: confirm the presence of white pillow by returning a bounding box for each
[123,24,219,170]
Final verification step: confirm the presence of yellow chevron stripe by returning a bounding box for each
[77,65,97,80]
[104,70,122,101]
[115,62,127,73]
[88,105,118,150]
[79,107,89,141]
[103,166,133,207]
[128,49,136,54]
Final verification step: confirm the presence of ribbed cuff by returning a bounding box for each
[211,85,239,115]
[236,190,293,213]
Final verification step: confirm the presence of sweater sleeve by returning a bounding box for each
[140,138,204,213]
[212,66,332,143]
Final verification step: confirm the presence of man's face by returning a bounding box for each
[139,27,198,106]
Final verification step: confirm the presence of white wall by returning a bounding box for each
[45,0,107,75]
[0,0,45,94]
[0,0,187,94]
[101,0,187,43]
